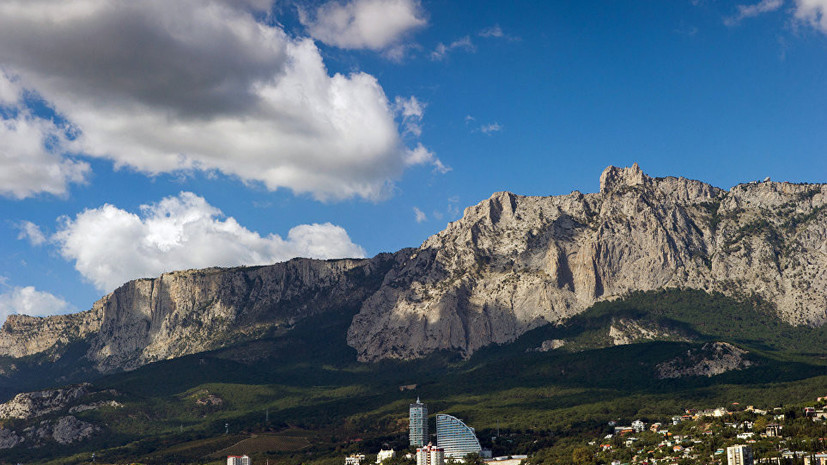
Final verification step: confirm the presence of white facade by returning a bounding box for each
[417,444,445,465]
[632,420,645,433]
[346,454,366,465]
[377,449,397,464]
[228,456,251,465]
[727,445,754,465]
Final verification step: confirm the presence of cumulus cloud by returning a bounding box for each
[0,72,90,199]
[0,286,74,324]
[794,0,827,32]
[0,0,443,202]
[300,0,427,51]
[413,206,427,223]
[725,0,784,25]
[53,192,367,292]
[431,36,475,61]
[16,220,47,246]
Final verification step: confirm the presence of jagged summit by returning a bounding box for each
[1,165,825,371]
[599,163,650,193]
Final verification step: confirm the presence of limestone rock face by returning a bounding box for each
[347,165,827,361]
[0,255,395,373]
[0,165,824,370]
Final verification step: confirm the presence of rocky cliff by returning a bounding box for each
[0,164,825,371]
[0,255,397,373]
[347,164,827,361]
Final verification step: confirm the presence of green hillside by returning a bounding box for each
[4,289,827,465]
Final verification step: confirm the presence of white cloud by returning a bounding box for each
[725,0,784,25]
[479,25,505,38]
[794,0,827,32]
[16,220,46,246]
[413,206,427,223]
[53,192,367,292]
[478,24,519,41]
[480,122,503,134]
[394,96,425,136]
[405,143,450,174]
[0,286,74,324]
[0,0,443,202]
[300,0,426,51]
[431,36,475,61]
[0,71,90,199]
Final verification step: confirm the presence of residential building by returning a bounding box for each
[416,444,444,465]
[436,414,482,458]
[804,453,827,465]
[410,398,428,447]
[227,456,251,465]
[346,454,366,465]
[765,424,782,437]
[632,420,645,433]
[727,445,754,465]
[377,449,396,464]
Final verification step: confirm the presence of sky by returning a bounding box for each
[0,0,826,323]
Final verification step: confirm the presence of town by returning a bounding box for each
[222,395,827,465]
[539,396,827,465]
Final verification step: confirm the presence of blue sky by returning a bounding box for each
[0,0,825,321]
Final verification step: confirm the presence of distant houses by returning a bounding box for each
[227,455,251,465]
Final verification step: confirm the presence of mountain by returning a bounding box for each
[0,164,825,382]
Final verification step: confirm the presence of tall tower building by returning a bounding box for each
[410,397,428,447]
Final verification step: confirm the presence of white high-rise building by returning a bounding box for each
[410,397,428,447]
[727,445,754,465]
[227,456,251,465]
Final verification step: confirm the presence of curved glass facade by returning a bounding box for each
[436,414,481,458]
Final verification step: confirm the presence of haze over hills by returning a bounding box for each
[0,164,825,384]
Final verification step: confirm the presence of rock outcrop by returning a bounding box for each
[0,384,117,449]
[656,342,753,379]
[0,384,92,421]
[0,164,825,369]
[24,415,99,447]
[608,319,693,346]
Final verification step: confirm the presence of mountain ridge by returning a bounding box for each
[1,164,825,377]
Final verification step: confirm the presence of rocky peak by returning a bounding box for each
[348,164,827,361]
[599,163,649,194]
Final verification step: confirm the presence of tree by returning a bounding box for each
[571,447,594,465]
[753,416,769,432]
[464,453,484,465]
